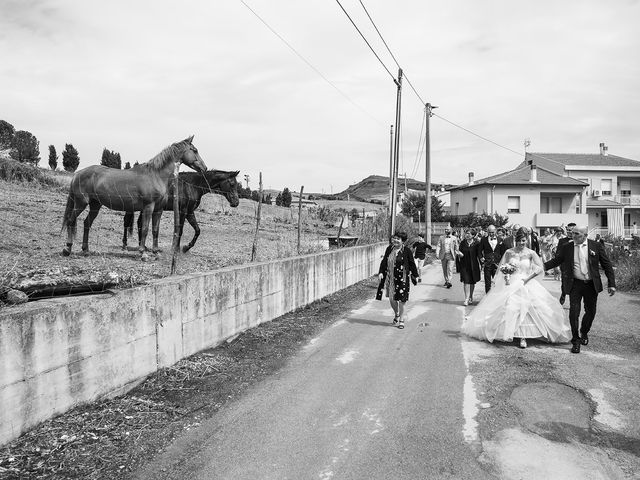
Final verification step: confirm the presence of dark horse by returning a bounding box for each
[122,170,240,253]
[61,135,208,259]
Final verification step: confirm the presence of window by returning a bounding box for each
[507,196,520,213]
[472,197,478,214]
[540,196,562,213]
[455,202,459,216]
[600,179,612,196]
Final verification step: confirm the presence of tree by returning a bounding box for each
[275,192,282,206]
[263,193,272,205]
[0,120,15,149]
[62,143,80,172]
[281,187,292,208]
[101,148,122,169]
[400,193,446,222]
[251,190,260,202]
[124,161,131,169]
[10,130,40,165]
[446,211,509,230]
[48,145,58,170]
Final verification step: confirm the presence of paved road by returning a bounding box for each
[132,265,492,479]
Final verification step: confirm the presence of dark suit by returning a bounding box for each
[529,233,540,255]
[555,236,573,296]
[503,235,515,250]
[544,239,616,343]
[478,236,506,292]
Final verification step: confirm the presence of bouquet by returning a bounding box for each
[499,261,518,285]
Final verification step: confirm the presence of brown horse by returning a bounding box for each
[122,170,240,253]
[61,135,207,259]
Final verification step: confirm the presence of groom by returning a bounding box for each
[478,224,506,293]
[543,225,616,353]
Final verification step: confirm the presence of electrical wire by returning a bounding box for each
[358,0,425,105]
[239,0,385,127]
[334,0,397,83]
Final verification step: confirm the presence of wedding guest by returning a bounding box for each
[376,231,419,329]
[456,228,482,306]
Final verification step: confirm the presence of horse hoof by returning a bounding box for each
[62,248,71,257]
[181,246,190,254]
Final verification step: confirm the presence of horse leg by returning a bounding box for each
[182,212,200,253]
[138,205,154,260]
[122,212,133,250]
[62,196,88,256]
[82,200,102,253]
[151,209,163,254]
[135,213,148,251]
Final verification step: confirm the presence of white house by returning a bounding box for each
[449,143,640,237]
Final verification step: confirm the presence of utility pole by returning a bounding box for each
[425,102,437,245]
[389,68,403,238]
[388,124,394,220]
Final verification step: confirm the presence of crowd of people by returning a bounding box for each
[376,222,616,354]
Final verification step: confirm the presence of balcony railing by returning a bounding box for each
[614,194,640,206]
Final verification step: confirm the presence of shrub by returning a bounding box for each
[0,156,57,187]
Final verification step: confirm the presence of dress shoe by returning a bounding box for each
[446,282,452,289]
[581,335,589,346]
[559,293,566,305]
[571,343,581,354]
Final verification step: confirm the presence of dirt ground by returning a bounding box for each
[0,277,382,479]
[0,178,379,302]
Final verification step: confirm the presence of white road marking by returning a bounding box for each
[588,388,624,429]
[336,349,359,364]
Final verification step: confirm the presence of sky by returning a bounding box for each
[1,0,640,194]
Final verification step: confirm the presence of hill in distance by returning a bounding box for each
[324,175,453,203]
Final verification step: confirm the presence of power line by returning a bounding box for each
[239,0,385,127]
[358,0,425,105]
[334,0,397,83]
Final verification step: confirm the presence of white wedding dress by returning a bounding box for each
[461,248,571,344]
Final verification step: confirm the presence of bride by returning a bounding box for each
[461,227,570,348]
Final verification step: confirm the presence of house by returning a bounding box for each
[449,143,640,238]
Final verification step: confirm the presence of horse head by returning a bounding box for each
[177,135,207,173]
[206,170,240,207]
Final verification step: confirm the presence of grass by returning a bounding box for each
[0,155,67,189]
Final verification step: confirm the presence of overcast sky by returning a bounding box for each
[2,0,639,193]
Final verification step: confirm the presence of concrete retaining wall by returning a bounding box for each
[0,242,386,446]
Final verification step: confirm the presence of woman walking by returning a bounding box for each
[456,228,482,306]
[376,231,419,329]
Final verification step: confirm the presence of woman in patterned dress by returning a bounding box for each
[376,231,419,329]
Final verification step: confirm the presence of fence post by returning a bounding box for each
[251,172,263,261]
[297,185,304,254]
[170,164,180,274]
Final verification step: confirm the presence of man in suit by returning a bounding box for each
[478,224,506,293]
[502,223,521,250]
[525,227,540,255]
[544,225,616,353]
[435,227,458,288]
[556,222,576,304]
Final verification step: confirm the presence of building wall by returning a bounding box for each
[0,243,386,446]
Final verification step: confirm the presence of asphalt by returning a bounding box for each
[130,264,640,480]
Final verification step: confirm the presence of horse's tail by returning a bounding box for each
[60,192,75,236]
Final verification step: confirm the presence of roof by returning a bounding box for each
[520,152,640,174]
[586,198,624,209]
[449,164,587,191]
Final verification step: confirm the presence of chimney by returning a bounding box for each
[599,142,607,155]
[529,163,539,182]
[603,145,608,156]
[468,172,474,185]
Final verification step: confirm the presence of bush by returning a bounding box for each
[0,156,58,187]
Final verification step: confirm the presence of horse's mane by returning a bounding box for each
[137,140,187,171]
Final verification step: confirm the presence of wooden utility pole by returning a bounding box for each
[388,124,394,221]
[389,68,403,238]
[424,102,436,245]
[297,185,304,254]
